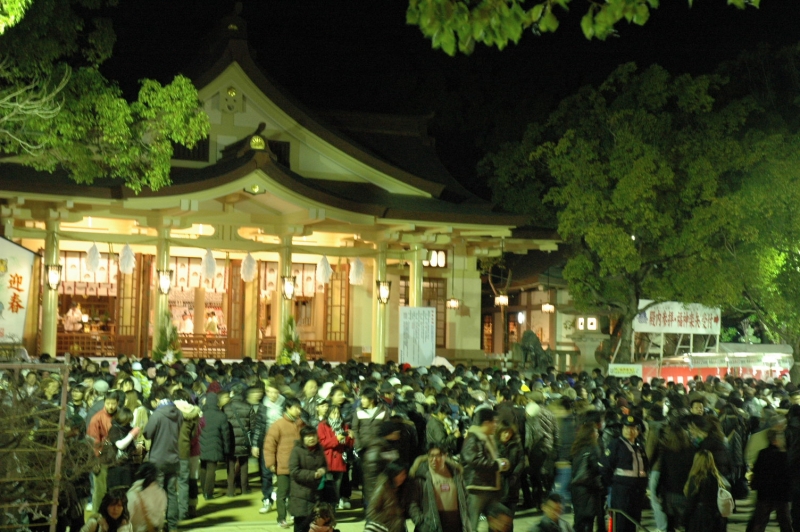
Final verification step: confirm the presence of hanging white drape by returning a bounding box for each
[119,244,135,275]
[349,257,364,285]
[316,256,333,285]
[241,253,257,282]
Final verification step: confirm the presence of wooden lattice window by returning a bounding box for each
[325,266,348,342]
[399,277,446,348]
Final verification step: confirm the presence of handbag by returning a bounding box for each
[99,438,118,465]
[717,485,734,517]
[232,406,252,448]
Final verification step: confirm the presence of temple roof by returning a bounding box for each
[183,16,486,204]
[0,142,529,227]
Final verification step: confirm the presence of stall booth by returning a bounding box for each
[642,343,794,384]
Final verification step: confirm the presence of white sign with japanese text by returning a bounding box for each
[0,237,35,342]
[608,364,643,378]
[399,306,436,367]
[632,300,721,335]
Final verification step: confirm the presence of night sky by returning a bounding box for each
[101,0,800,198]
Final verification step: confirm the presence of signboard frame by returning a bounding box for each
[0,236,37,343]
[399,306,436,367]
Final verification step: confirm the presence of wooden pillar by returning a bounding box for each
[153,227,170,350]
[243,268,258,358]
[41,220,59,356]
[409,243,424,307]
[371,243,388,363]
[276,236,293,354]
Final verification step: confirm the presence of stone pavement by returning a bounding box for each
[181,482,783,532]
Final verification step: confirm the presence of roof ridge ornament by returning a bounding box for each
[220,1,247,41]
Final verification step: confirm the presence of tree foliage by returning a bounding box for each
[0,0,33,34]
[406,0,761,56]
[721,140,800,377]
[0,0,209,192]
[486,62,784,361]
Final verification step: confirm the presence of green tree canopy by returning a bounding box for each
[406,0,762,56]
[0,0,32,34]
[0,0,209,192]
[486,62,784,361]
[721,138,800,378]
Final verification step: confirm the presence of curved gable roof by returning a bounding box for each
[187,36,449,199]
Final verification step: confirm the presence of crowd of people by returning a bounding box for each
[4,353,800,532]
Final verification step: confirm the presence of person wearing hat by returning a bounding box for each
[461,408,511,532]
[380,380,397,407]
[787,388,800,407]
[603,415,648,532]
[86,378,111,423]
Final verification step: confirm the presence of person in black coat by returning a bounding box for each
[570,424,604,532]
[683,450,725,532]
[657,419,696,532]
[199,392,231,499]
[496,420,525,530]
[749,429,792,532]
[782,404,800,528]
[224,385,257,496]
[289,426,328,532]
[106,407,137,490]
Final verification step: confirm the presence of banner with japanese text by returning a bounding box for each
[608,363,643,378]
[632,299,721,335]
[399,306,436,367]
[0,237,35,342]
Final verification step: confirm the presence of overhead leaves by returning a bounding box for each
[0,0,209,192]
[407,0,761,55]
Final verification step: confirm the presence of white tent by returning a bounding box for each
[431,356,455,371]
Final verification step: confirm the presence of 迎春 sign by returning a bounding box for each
[0,237,35,342]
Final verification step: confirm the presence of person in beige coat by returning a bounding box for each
[264,398,305,527]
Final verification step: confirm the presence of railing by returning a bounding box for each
[53,333,345,361]
[57,332,120,357]
[258,336,277,360]
[607,507,651,532]
[179,334,240,359]
[257,338,348,362]
[302,340,324,357]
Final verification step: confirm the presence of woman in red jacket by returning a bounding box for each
[317,402,354,510]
